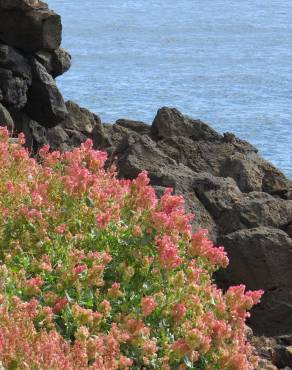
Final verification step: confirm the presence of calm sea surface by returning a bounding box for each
[48,0,292,178]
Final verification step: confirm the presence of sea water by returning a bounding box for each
[47,0,292,178]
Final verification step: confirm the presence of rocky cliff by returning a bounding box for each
[0,1,292,368]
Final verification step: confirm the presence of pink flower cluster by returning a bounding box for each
[0,127,263,369]
[156,235,182,270]
[190,229,229,269]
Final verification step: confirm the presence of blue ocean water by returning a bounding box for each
[48,0,292,178]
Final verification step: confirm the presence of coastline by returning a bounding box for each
[0,1,292,368]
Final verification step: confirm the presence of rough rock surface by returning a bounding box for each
[1,1,292,368]
[0,102,14,131]
[36,47,71,78]
[25,58,67,126]
[0,0,61,52]
[0,0,67,128]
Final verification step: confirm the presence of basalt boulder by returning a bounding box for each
[0,43,32,80]
[25,58,67,127]
[151,106,222,141]
[0,0,61,52]
[0,68,30,109]
[217,227,292,336]
[0,0,47,11]
[35,47,71,78]
[0,102,14,131]
[62,100,101,134]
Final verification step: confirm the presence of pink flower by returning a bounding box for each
[53,297,68,314]
[171,339,190,355]
[190,230,229,268]
[5,181,14,192]
[133,225,142,237]
[82,139,93,151]
[26,277,43,288]
[159,188,184,214]
[96,210,112,229]
[156,235,182,270]
[119,355,133,367]
[245,289,264,307]
[107,283,123,298]
[172,303,187,322]
[100,300,112,316]
[211,320,231,339]
[0,126,10,141]
[25,276,43,296]
[18,132,26,145]
[73,264,87,276]
[55,223,67,234]
[141,296,157,316]
[38,144,50,159]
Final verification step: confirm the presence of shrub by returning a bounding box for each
[0,127,263,369]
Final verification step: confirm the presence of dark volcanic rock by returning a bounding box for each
[35,47,71,78]
[217,227,292,291]
[0,43,32,110]
[222,152,290,197]
[25,59,67,127]
[0,0,47,11]
[62,100,101,134]
[217,227,292,336]
[116,118,151,135]
[0,0,61,52]
[0,102,14,131]
[0,68,29,108]
[230,193,292,232]
[192,172,242,220]
[151,106,222,141]
[274,345,292,368]
[0,43,32,80]
[10,110,48,150]
[0,1,72,129]
[221,153,264,193]
[47,126,70,151]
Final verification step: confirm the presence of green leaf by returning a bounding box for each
[85,197,95,208]
[184,356,194,368]
[65,290,73,303]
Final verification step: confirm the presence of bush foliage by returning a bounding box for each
[0,128,263,369]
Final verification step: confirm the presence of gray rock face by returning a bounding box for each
[0,0,61,52]
[116,118,151,135]
[35,47,71,78]
[217,228,292,291]
[62,100,101,134]
[151,107,222,141]
[0,43,32,80]
[0,1,70,128]
[0,43,32,110]
[25,59,67,127]
[0,68,29,108]
[0,102,14,131]
[222,152,290,197]
[274,345,292,368]
[0,0,47,11]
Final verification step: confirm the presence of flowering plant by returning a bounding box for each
[0,127,263,369]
